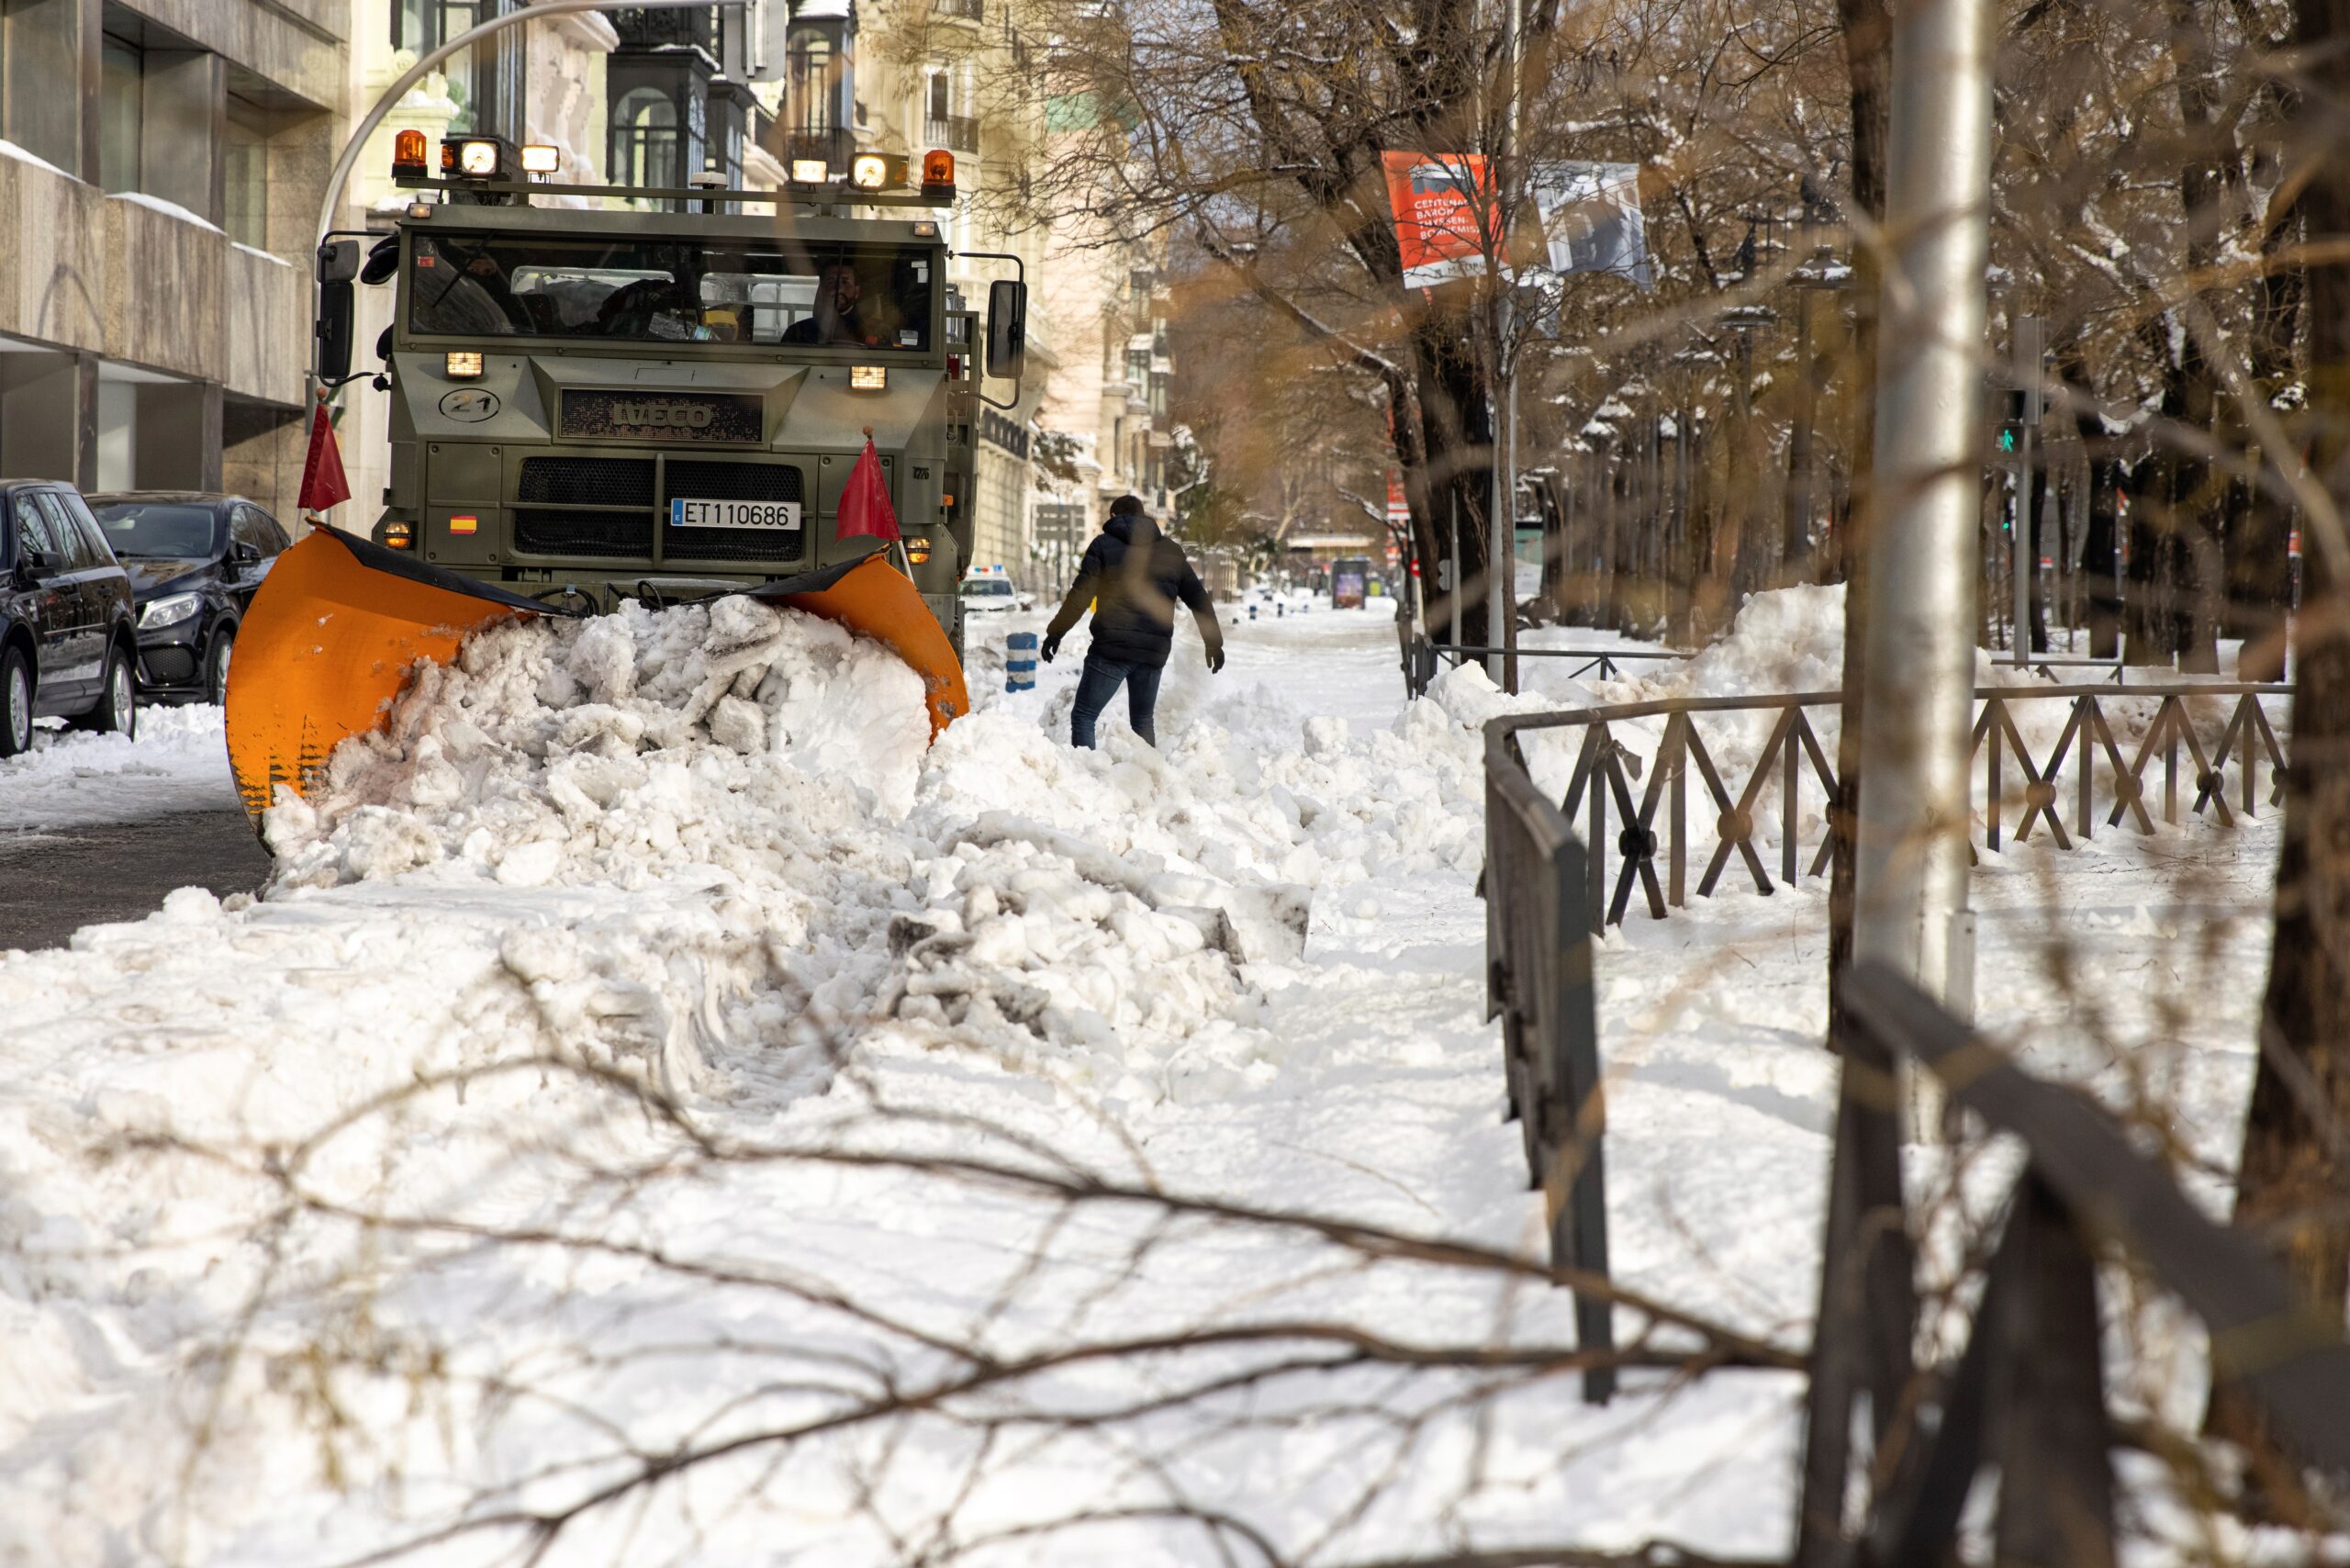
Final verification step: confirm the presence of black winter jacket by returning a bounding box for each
[1045,514,1223,668]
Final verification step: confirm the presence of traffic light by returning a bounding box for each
[1996,387,2026,454]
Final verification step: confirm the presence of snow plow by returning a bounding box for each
[239,131,1027,823]
[225,528,970,822]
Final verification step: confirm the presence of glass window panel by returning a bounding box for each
[408,232,937,352]
[99,35,141,196]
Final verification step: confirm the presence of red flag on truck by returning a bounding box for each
[833,431,900,543]
[297,399,351,514]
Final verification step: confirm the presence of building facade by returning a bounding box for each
[843,0,1049,587]
[0,0,343,516]
[1031,207,1175,581]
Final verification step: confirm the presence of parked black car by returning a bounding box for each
[84,492,292,706]
[0,480,140,756]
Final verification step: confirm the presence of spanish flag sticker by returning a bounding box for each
[449,514,478,535]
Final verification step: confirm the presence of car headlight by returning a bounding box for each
[139,592,203,630]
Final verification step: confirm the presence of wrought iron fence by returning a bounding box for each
[1485,679,2289,933]
[1476,713,2350,1530]
[1482,718,1615,1404]
[1405,633,1694,694]
[1797,965,2350,1560]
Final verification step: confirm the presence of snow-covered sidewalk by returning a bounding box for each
[0,591,2281,1565]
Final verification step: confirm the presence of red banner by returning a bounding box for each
[1381,151,1495,288]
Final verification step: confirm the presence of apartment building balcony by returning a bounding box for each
[925,115,979,154]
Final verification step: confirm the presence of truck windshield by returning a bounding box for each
[408,233,936,350]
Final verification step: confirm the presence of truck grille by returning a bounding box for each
[662,461,808,564]
[512,510,655,558]
[519,456,655,507]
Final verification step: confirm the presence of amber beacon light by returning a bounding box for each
[921,151,956,199]
[392,129,429,178]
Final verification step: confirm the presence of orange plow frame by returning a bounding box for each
[226,531,968,825]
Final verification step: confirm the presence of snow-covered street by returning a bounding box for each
[0,593,2282,1565]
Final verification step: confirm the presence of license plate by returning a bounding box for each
[669,498,801,532]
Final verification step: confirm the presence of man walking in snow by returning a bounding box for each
[1040,496,1225,748]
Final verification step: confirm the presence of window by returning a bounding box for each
[408,232,939,352]
[99,33,141,195]
[611,86,678,190]
[395,0,481,129]
[230,505,279,556]
[12,493,62,564]
[34,492,103,569]
[90,500,219,558]
[926,70,950,122]
[789,36,834,130]
[225,105,268,250]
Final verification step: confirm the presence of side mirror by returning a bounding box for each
[231,540,261,564]
[20,547,58,579]
[316,241,359,384]
[986,279,1027,382]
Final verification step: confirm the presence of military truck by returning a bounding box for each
[227,134,1014,818]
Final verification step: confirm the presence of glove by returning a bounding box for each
[1040,633,1061,663]
[1206,643,1226,674]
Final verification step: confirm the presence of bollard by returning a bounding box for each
[1005,631,1037,693]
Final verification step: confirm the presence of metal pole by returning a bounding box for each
[1486,0,1523,691]
[1450,493,1463,648]
[2011,314,2042,666]
[1852,0,1992,1040]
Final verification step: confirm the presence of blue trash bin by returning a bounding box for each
[1006,631,1037,693]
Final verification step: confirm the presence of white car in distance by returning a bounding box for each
[959,576,1034,616]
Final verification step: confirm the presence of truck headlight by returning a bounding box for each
[790,159,832,185]
[849,365,888,391]
[851,154,890,190]
[382,521,415,551]
[139,592,202,630]
[456,140,501,177]
[445,352,484,378]
[905,536,932,564]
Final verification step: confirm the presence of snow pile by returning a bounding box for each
[0,703,241,831]
[265,596,932,890]
[248,594,1518,1101]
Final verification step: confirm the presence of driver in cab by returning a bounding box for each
[784,262,881,346]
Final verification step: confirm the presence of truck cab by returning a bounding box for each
[333,139,1024,656]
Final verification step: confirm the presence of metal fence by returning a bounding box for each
[1406,633,1694,695]
[1477,709,2350,1529]
[1486,680,2290,932]
[1482,718,1615,1404]
[1799,965,2350,1560]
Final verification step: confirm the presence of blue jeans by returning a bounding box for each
[1070,654,1164,748]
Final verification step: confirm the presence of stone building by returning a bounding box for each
[0,0,343,515]
[828,0,1050,588]
[1031,199,1175,584]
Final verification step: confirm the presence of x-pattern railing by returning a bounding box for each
[1526,681,2290,930]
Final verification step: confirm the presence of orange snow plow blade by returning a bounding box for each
[224,530,552,821]
[752,545,970,740]
[226,532,967,825]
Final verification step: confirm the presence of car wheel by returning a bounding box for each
[69,641,136,740]
[0,647,31,758]
[206,627,235,707]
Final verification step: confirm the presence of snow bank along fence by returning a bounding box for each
[1516,678,2290,932]
[1406,633,1694,693]
[1483,708,2350,1549]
